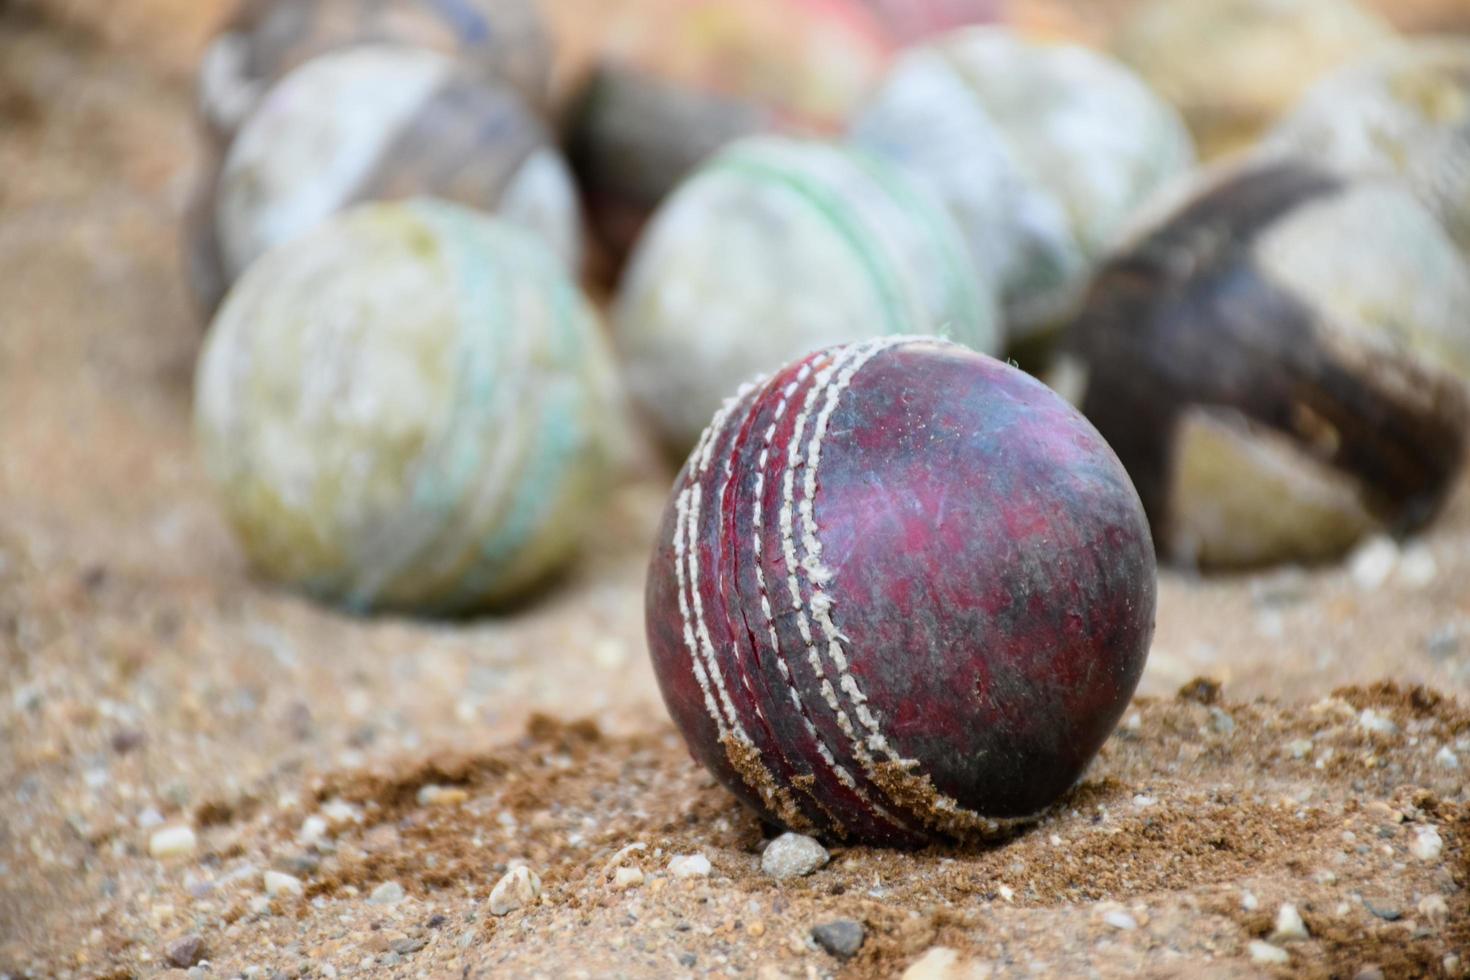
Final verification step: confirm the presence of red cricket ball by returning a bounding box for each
[645,337,1156,847]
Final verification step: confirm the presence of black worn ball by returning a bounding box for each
[1062,159,1470,568]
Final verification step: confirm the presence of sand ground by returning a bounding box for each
[2,1,1468,977]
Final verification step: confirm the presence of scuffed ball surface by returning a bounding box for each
[645,337,1156,846]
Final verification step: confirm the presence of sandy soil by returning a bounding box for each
[2,1,1468,977]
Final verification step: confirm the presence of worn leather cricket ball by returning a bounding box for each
[1264,37,1470,263]
[851,26,1194,350]
[187,44,580,317]
[1062,159,1470,569]
[197,0,551,145]
[615,136,1001,453]
[645,337,1156,847]
[196,199,621,615]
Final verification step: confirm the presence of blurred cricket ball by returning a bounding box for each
[614,136,1000,452]
[188,45,580,315]
[198,0,551,145]
[195,200,621,614]
[560,0,895,268]
[1062,160,1470,569]
[565,66,776,274]
[1113,0,1393,159]
[851,27,1194,349]
[1265,37,1470,261]
[645,337,1156,846]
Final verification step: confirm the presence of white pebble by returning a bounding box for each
[1271,903,1309,942]
[1103,910,1138,931]
[263,870,303,898]
[1418,894,1448,923]
[299,815,328,845]
[1397,545,1437,588]
[1241,890,1259,911]
[321,799,362,828]
[1249,941,1290,965]
[760,833,830,879]
[1287,739,1313,760]
[668,853,712,878]
[1411,827,1443,862]
[612,866,644,890]
[1357,709,1399,736]
[369,881,405,905]
[149,826,198,860]
[489,866,541,915]
[901,947,962,980]
[1435,746,1459,770]
[1350,536,1398,591]
[1132,795,1156,808]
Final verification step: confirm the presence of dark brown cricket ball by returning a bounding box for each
[1062,159,1470,569]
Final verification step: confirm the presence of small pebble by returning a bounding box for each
[1411,826,1443,862]
[1353,966,1385,980]
[1435,747,1460,770]
[165,934,205,969]
[489,866,541,915]
[612,867,644,890]
[1357,710,1399,736]
[369,881,405,905]
[1350,536,1398,590]
[1241,891,1259,911]
[1270,903,1309,942]
[760,833,830,880]
[149,826,198,860]
[298,816,328,845]
[1248,941,1290,966]
[1418,894,1449,923]
[1364,899,1402,921]
[263,870,303,898]
[1287,739,1313,760]
[1103,910,1138,931]
[902,948,965,980]
[668,854,712,879]
[1208,707,1235,735]
[811,919,865,960]
[1397,545,1437,588]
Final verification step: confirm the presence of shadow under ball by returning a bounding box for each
[645,338,1155,847]
[185,45,580,319]
[198,0,552,146]
[1063,160,1470,570]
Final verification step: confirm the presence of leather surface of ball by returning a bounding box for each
[851,26,1194,346]
[1063,160,1470,569]
[614,136,1001,452]
[645,337,1156,846]
[195,199,621,614]
[188,45,580,316]
[1264,37,1470,262]
[1113,0,1394,159]
[198,0,551,144]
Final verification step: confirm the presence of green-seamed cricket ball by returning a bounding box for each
[613,135,1001,452]
[195,199,622,614]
